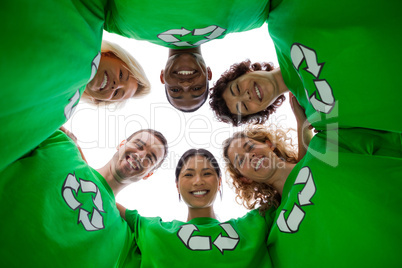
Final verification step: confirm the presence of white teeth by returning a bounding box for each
[193,190,207,196]
[100,73,108,89]
[127,158,138,170]
[177,70,195,75]
[255,158,264,170]
[255,86,261,99]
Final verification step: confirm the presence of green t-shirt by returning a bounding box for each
[267,0,402,132]
[0,0,105,171]
[105,0,269,49]
[125,208,275,267]
[0,130,138,267]
[268,129,402,267]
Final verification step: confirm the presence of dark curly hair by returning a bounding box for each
[209,60,286,126]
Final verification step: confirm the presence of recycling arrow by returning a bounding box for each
[157,26,226,47]
[294,167,316,206]
[178,224,211,250]
[277,166,316,233]
[62,173,105,232]
[64,89,80,120]
[213,223,240,254]
[290,43,335,114]
[62,173,82,210]
[89,52,101,82]
[157,28,192,43]
[81,179,104,212]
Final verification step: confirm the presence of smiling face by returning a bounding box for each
[177,155,221,209]
[111,131,165,183]
[161,53,212,111]
[222,70,278,116]
[227,137,283,183]
[86,52,139,102]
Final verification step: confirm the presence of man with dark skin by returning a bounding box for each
[160,47,212,112]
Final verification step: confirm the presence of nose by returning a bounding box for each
[193,174,205,186]
[178,80,192,90]
[239,90,251,102]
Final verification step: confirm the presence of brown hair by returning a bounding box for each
[222,124,298,214]
[209,60,286,126]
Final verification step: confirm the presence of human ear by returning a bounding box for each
[265,139,275,150]
[160,70,165,84]
[240,177,253,184]
[207,67,212,81]
[116,140,126,150]
[142,172,153,180]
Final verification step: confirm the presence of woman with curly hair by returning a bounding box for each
[223,124,298,213]
[223,124,402,267]
[209,59,289,126]
[82,40,151,105]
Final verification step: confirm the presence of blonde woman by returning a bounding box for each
[82,40,150,105]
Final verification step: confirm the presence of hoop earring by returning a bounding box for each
[178,193,181,201]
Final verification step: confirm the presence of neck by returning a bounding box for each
[272,67,290,96]
[187,206,216,221]
[97,163,128,196]
[266,162,296,196]
[168,46,201,57]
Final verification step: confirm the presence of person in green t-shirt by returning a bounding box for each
[211,0,402,133]
[223,124,402,267]
[105,0,270,113]
[0,128,168,267]
[117,148,276,267]
[1,2,151,172]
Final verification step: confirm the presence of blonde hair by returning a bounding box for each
[82,40,151,106]
[222,124,298,214]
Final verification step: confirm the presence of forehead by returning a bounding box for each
[227,137,248,158]
[167,90,208,111]
[129,132,165,154]
[182,155,215,171]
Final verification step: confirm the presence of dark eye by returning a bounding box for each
[192,87,202,91]
[119,70,123,79]
[170,88,180,93]
[184,173,193,177]
[204,172,213,176]
[113,89,119,97]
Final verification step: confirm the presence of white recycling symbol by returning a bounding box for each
[89,52,101,82]
[177,223,239,254]
[63,52,100,120]
[291,43,335,114]
[62,173,105,231]
[157,25,226,47]
[277,166,316,233]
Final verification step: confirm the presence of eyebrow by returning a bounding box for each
[234,141,250,167]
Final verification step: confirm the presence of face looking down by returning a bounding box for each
[111,131,166,183]
[177,155,221,209]
[86,52,139,102]
[222,70,279,116]
[161,53,212,111]
[227,137,284,183]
